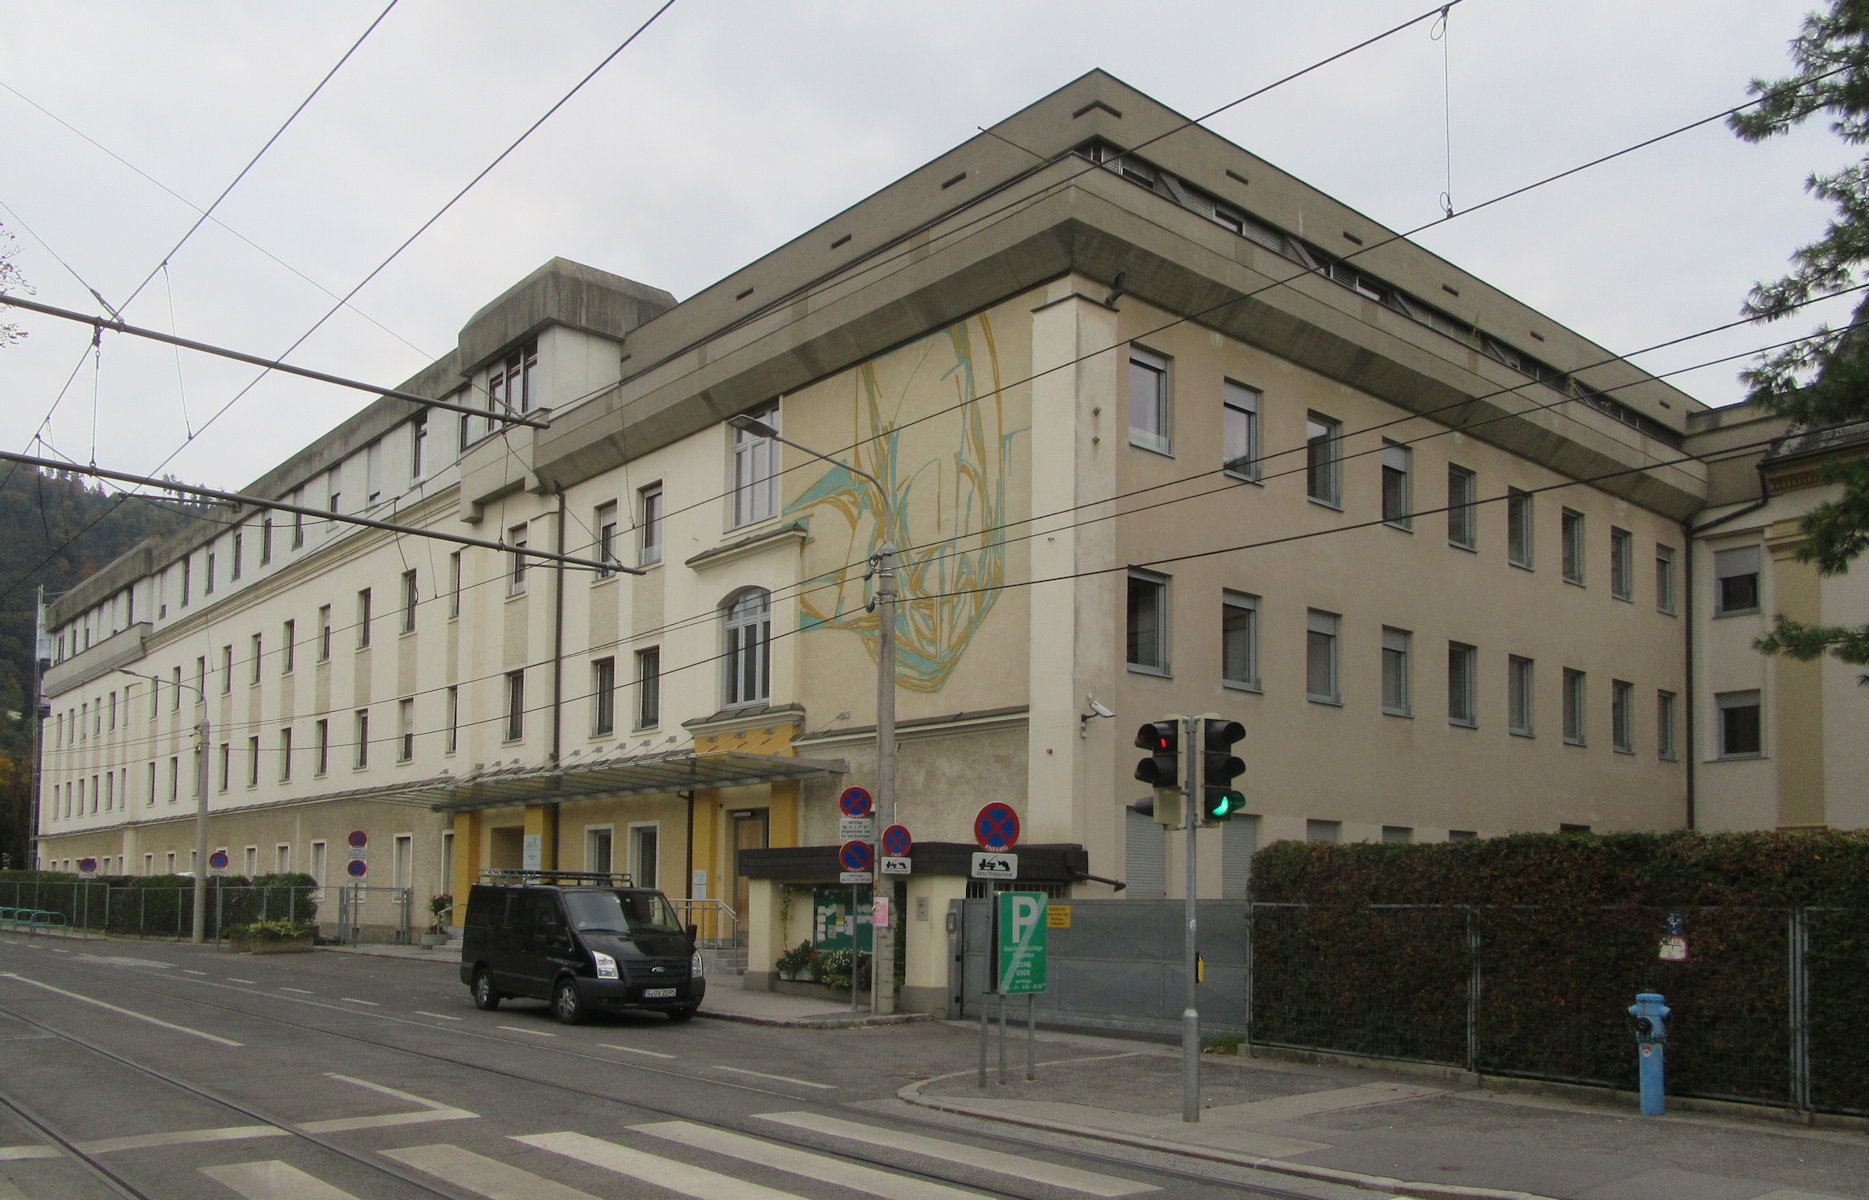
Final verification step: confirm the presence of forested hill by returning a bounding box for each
[0,466,211,759]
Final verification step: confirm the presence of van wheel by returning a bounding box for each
[552,978,585,1025]
[667,1004,697,1023]
[472,968,502,1011]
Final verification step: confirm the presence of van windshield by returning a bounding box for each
[562,890,684,936]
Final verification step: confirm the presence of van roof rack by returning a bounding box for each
[477,869,634,887]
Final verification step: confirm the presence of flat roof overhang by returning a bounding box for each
[415,749,847,814]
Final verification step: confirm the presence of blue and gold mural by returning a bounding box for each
[790,315,1024,692]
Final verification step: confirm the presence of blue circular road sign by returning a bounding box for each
[838,840,873,872]
[346,858,368,879]
[208,850,230,870]
[839,786,873,818]
[974,803,1020,851]
[882,824,912,857]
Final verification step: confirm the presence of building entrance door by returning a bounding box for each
[731,809,768,932]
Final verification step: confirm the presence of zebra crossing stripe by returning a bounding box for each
[634,1120,989,1200]
[200,1161,360,1200]
[753,1112,1158,1196]
[517,1130,807,1200]
[383,1144,598,1200]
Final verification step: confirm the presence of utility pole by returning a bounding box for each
[871,542,898,1015]
[1181,712,1203,1123]
[26,587,48,871]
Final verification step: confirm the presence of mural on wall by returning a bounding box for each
[789,315,1022,692]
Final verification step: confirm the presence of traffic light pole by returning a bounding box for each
[1181,712,1202,1124]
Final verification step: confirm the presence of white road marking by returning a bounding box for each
[598,1042,673,1059]
[636,1120,988,1200]
[47,949,68,954]
[519,1131,807,1199]
[182,969,206,975]
[280,987,313,994]
[712,1066,835,1090]
[339,997,379,1006]
[385,1143,598,1200]
[227,977,256,984]
[299,1074,476,1132]
[81,1125,285,1154]
[0,1146,61,1161]
[77,955,173,969]
[414,1010,462,1021]
[203,1160,360,1200]
[0,972,242,1047]
[754,1112,1158,1196]
[497,1025,555,1037]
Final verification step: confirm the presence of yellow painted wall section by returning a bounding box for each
[745,878,780,984]
[690,789,718,904]
[1768,527,1826,828]
[522,804,557,868]
[451,810,482,900]
[903,875,966,999]
[768,780,798,848]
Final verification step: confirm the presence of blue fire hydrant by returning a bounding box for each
[1628,992,1670,1116]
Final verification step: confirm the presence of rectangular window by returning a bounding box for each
[636,648,661,729]
[183,557,194,606]
[1382,825,1413,844]
[1717,689,1763,757]
[449,551,462,618]
[247,736,260,788]
[354,709,369,769]
[1381,626,1411,715]
[1306,609,1340,703]
[1656,545,1677,615]
[1221,591,1259,689]
[398,698,415,762]
[1562,668,1586,745]
[401,569,418,634]
[411,412,427,479]
[631,825,659,890]
[1306,413,1341,506]
[594,502,619,578]
[505,671,525,741]
[445,686,459,754]
[1612,679,1634,753]
[318,605,332,661]
[1126,570,1169,673]
[1222,381,1258,479]
[1610,528,1633,601]
[260,517,273,565]
[218,743,230,793]
[1128,347,1170,453]
[108,692,117,730]
[1305,819,1340,844]
[250,634,262,685]
[731,403,779,527]
[276,844,290,874]
[172,665,182,710]
[310,842,326,897]
[282,620,295,674]
[508,524,528,596]
[1447,465,1476,549]
[315,719,329,776]
[1714,546,1761,616]
[592,657,616,736]
[1507,489,1533,568]
[1657,691,1678,761]
[1561,509,1585,585]
[147,762,155,805]
[1448,642,1477,727]
[231,531,243,581]
[221,644,233,694]
[1508,656,1534,736]
[291,509,304,549]
[357,588,372,647]
[196,657,206,701]
[279,728,292,782]
[1380,442,1411,528]
[205,551,215,595]
[638,484,663,566]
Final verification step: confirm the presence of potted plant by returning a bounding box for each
[226,918,315,954]
[421,893,454,947]
[775,940,817,981]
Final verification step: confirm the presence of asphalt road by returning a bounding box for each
[0,936,1355,1200]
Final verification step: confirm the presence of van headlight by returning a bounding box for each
[691,949,705,978]
[592,951,619,980]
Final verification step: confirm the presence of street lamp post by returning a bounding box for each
[728,414,899,1014]
[119,669,210,943]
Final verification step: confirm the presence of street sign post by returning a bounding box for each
[208,850,229,877]
[997,891,1048,995]
[880,856,912,876]
[973,803,1020,852]
[838,839,872,885]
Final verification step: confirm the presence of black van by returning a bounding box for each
[459,870,704,1024]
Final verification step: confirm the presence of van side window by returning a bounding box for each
[530,891,566,942]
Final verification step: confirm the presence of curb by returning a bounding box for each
[895,1072,1559,1200]
[700,1009,935,1030]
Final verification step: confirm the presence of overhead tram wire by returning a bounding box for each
[640,58,1861,542]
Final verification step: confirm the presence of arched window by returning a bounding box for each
[723,588,771,708]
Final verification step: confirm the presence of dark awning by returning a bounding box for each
[412,749,847,813]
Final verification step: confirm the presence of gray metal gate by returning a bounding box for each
[333,883,412,945]
[953,897,1248,1037]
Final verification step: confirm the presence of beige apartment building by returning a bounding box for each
[37,72,1730,1005]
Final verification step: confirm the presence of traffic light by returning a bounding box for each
[1134,720,1184,828]
[1201,717,1245,824]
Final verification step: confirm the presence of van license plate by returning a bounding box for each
[642,987,677,999]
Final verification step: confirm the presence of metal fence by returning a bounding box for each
[332,883,412,945]
[1248,903,1868,1117]
[0,880,318,942]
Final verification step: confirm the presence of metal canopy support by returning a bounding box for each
[417,750,848,813]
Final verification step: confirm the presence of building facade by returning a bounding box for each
[37,73,1738,1006]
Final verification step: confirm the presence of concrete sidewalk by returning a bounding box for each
[901,1030,1867,1200]
[316,942,926,1027]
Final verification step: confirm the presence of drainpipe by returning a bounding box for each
[549,488,567,869]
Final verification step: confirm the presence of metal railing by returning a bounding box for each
[672,898,738,947]
[0,880,317,942]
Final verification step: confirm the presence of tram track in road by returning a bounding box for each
[0,949,1329,1200]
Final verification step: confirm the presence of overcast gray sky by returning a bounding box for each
[0,0,1847,494]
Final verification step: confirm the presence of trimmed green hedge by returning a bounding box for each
[0,872,318,938]
[1248,832,1869,1113]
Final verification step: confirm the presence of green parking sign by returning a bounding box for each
[996,891,1048,994]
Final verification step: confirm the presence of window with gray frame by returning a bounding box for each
[1447,465,1476,549]
[1221,590,1259,689]
[1507,489,1533,567]
[1381,626,1411,715]
[1612,679,1633,753]
[1714,547,1761,616]
[1306,819,1340,843]
[592,657,615,736]
[1306,609,1340,703]
[594,502,618,578]
[1562,668,1586,745]
[504,671,525,741]
[1610,528,1633,601]
[1448,641,1477,727]
[731,404,779,527]
[1306,413,1341,506]
[1128,347,1170,453]
[1716,689,1762,757]
[355,708,369,769]
[1381,442,1411,528]
[1561,509,1585,585]
[639,483,663,566]
[1657,690,1678,761]
[1127,570,1169,673]
[723,591,770,707]
[1222,381,1258,479]
[1508,655,1534,736]
[1656,545,1677,614]
[637,647,661,728]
